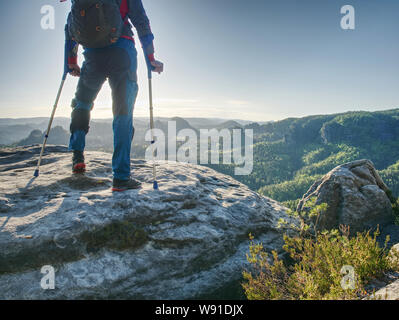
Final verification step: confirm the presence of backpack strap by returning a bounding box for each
[120,0,129,21]
[119,0,135,42]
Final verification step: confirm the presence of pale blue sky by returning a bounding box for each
[0,0,398,121]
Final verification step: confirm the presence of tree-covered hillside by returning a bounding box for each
[211,109,399,205]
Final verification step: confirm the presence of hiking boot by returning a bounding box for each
[112,177,142,192]
[72,150,86,174]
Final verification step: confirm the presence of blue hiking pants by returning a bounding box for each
[69,38,138,180]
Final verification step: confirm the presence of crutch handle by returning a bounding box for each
[144,52,156,79]
[64,40,76,80]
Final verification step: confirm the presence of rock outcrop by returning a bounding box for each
[297,159,394,233]
[364,244,399,300]
[0,145,296,299]
[373,279,399,300]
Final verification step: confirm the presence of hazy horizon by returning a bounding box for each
[1,107,398,124]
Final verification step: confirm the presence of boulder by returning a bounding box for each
[370,278,399,300]
[297,159,394,233]
[0,145,296,299]
[389,243,399,267]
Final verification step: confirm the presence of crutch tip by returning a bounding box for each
[33,169,39,177]
[153,181,159,190]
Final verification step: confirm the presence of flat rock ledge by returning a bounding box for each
[0,145,296,299]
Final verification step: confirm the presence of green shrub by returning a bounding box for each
[242,202,397,300]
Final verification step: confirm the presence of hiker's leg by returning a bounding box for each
[108,40,138,180]
[69,53,106,152]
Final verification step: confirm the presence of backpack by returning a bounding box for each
[67,0,126,48]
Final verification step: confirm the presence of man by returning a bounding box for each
[64,0,163,191]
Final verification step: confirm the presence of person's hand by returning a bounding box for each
[68,64,81,77]
[150,60,164,74]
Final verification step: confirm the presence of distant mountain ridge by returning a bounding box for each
[16,126,69,147]
[214,108,399,205]
[0,116,252,147]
